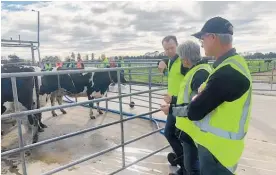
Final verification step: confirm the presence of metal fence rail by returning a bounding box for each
[1,65,168,175]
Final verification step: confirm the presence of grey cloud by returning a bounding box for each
[112,45,156,51]
[90,7,108,14]
[199,1,237,18]
[1,1,275,58]
[127,10,180,33]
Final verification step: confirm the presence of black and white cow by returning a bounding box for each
[39,67,127,119]
[1,64,48,146]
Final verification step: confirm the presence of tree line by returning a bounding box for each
[1,51,276,64]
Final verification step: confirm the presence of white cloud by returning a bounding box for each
[1,1,276,61]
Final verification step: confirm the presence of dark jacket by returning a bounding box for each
[170,48,250,121]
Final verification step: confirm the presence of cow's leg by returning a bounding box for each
[88,96,95,119]
[22,115,38,156]
[57,95,66,114]
[50,94,58,117]
[90,107,95,119]
[37,113,47,132]
[97,102,103,115]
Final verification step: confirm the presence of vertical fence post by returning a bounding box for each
[128,62,132,104]
[105,92,108,113]
[11,77,28,175]
[117,70,125,167]
[148,65,153,120]
[271,64,274,91]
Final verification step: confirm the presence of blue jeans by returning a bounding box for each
[164,114,183,165]
[197,144,234,175]
[178,130,200,175]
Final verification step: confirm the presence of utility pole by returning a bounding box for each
[32,9,41,62]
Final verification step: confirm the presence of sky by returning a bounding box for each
[1,1,276,60]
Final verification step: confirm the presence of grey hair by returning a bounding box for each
[177,40,201,65]
[216,34,233,44]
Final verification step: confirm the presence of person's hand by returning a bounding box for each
[160,104,170,115]
[162,94,172,104]
[158,61,167,73]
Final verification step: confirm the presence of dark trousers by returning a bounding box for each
[197,144,234,175]
[164,114,183,164]
[178,130,200,175]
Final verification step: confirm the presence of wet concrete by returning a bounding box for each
[1,85,276,175]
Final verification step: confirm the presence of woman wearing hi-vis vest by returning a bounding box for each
[163,17,252,175]
[161,41,212,175]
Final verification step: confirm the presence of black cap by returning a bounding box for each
[192,17,233,39]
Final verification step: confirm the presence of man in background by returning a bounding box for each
[158,35,189,174]
[101,54,109,68]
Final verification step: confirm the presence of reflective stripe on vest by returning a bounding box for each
[183,64,213,103]
[175,64,212,141]
[193,57,252,173]
[193,58,252,141]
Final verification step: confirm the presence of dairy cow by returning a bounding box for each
[1,65,48,146]
[39,67,127,119]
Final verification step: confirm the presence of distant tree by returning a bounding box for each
[77,53,81,60]
[8,54,20,60]
[91,53,95,60]
[65,56,71,61]
[42,56,61,63]
[85,54,89,60]
[71,52,75,60]
[7,54,25,63]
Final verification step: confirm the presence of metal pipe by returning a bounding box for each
[31,43,35,64]
[1,39,38,43]
[38,11,40,47]
[108,91,163,99]
[1,109,160,157]
[108,100,159,109]
[128,63,132,104]
[1,66,157,78]
[37,46,41,63]
[40,127,164,175]
[123,72,162,76]
[105,92,108,114]
[148,65,153,119]
[109,144,170,175]
[1,88,166,120]
[134,94,163,99]
[117,70,126,167]
[131,97,161,106]
[11,77,28,175]
[271,68,274,90]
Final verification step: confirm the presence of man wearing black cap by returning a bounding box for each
[170,17,252,174]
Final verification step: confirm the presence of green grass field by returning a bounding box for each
[127,60,276,84]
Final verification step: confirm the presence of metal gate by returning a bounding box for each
[1,65,170,175]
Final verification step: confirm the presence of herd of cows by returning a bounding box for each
[1,64,127,148]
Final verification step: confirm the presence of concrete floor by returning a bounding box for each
[1,84,276,175]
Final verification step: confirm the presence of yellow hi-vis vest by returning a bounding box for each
[101,58,109,68]
[175,64,213,140]
[193,55,252,173]
[45,63,52,71]
[168,57,185,96]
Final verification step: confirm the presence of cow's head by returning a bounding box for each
[108,70,127,84]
